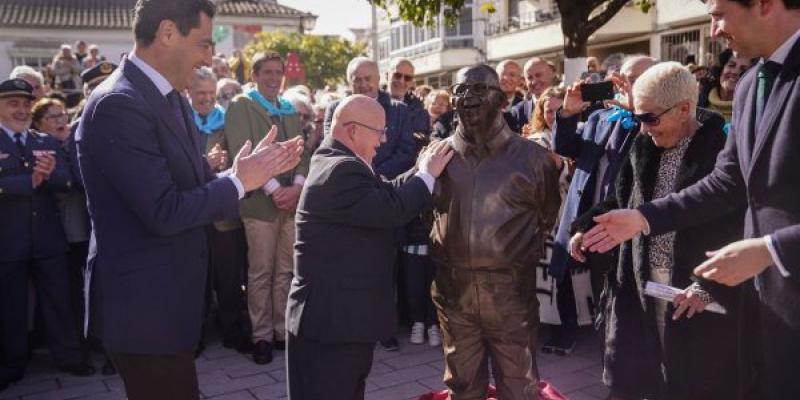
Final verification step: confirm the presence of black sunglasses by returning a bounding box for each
[392,72,414,82]
[449,83,505,96]
[634,105,675,126]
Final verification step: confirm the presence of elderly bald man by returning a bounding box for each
[286,95,453,400]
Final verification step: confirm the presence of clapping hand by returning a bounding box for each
[417,140,455,178]
[233,126,304,192]
[207,143,228,171]
[32,152,57,188]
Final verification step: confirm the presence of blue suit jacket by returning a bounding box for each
[0,130,71,263]
[638,40,800,399]
[509,98,534,132]
[550,108,636,280]
[323,91,416,179]
[76,58,240,354]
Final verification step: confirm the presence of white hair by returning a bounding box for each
[283,92,313,115]
[193,66,217,84]
[495,59,520,75]
[633,61,698,118]
[10,65,44,84]
[620,55,658,75]
[346,57,377,82]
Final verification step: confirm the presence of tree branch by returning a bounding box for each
[583,0,630,36]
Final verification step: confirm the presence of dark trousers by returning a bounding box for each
[287,332,375,400]
[66,242,89,349]
[400,252,437,326]
[207,227,247,342]
[110,352,199,400]
[0,261,28,383]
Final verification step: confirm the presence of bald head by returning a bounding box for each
[523,57,557,98]
[332,95,386,164]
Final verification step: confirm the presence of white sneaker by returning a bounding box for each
[409,322,425,344]
[428,325,442,347]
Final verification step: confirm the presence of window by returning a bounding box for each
[403,24,412,48]
[459,9,472,35]
[660,29,701,64]
[391,27,400,50]
[509,0,520,21]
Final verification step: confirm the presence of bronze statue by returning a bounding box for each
[430,64,560,400]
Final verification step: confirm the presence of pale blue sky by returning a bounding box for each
[281,0,373,40]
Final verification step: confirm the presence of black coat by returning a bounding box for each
[599,110,745,399]
[286,136,431,343]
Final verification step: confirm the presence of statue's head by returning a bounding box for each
[452,64,505,137]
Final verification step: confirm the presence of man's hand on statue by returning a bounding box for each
[583,209,648,253]
[672,286,708,320]
[693,238,775,287]
[418,140,454,178]
[561,81,591,118]
[569,232,587,263]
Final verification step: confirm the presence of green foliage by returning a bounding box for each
[244,31,367,89]
[633,0,655,13]
[368,0,466,27]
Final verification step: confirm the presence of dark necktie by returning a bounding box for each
[167,90,189,135]
[755,61,781,127]
[13,132,29,168]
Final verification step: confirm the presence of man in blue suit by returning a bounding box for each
[0,78,92,392]
[76,1,303,398]
[583,1,800,397]
[323,57,416,180]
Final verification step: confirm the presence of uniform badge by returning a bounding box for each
[100,63,113,74]
[0,152,9,160]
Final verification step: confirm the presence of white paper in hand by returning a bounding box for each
[644,281,727,315]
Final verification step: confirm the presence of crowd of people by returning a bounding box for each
[1,0,799,399]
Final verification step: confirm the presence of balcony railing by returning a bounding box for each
[485,8,560,37]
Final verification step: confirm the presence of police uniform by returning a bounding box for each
[0,79,88,390]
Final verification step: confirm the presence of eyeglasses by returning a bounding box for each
[634,105,676,126]
[44,111,69,121]
[392,72,414,82]
[449,83,505,97]
[343,120,387,137]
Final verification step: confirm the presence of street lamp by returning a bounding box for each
[300,15,316,34]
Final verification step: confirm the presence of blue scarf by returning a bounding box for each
[722,122,731,136]
[245,88,296,116]
[193,105,225,135]
[606,106,638,131]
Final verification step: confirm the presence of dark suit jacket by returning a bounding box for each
[324,91,416,179]
[76,58,240,354]
[639,40,800,399]
[549,108,637,280]
[286,136,431,343]
[509,98,534,132]
[0,130,71,263]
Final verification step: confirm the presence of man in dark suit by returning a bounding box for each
[583,0,800,397]
[510,57,558,132]
[0,79,93,393]
[286,95,453,400]
[76,1,304,398]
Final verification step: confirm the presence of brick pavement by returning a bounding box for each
[0,327,607,400]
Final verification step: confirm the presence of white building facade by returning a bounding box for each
[0,0,316,79]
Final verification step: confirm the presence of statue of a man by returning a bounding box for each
[431,64,560,399]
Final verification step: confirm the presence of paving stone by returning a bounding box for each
[367,364,441,389]
[416,374,446,391]
[579,381,610,399]
[250,382,286,400]
[207,390,257,400]
[77,392,127,400]
[543,370,598,393]
[382,349,444,370]
[365,382,429,400]
[563,390,604,400]
[199,371,275,398]
[366,361,395,376]
[22,381,107,400]
[0,379,59,399]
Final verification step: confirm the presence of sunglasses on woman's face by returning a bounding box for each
[392,72,414,82]
[634,105,675,126]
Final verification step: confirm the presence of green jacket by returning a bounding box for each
[223,94,310,222]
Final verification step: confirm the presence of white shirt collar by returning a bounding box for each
[767,28,800,64]
[128,52,174,97]
[0,123,26,142]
